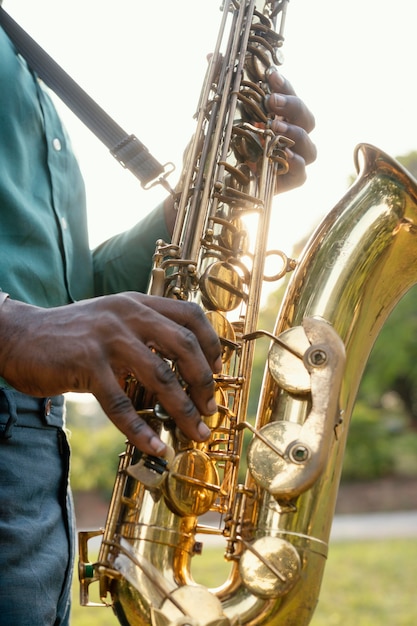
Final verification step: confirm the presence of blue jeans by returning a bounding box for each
[0,389,74,626]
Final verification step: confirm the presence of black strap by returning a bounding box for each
[0,7,166,187]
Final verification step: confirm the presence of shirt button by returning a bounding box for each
[52,137,62,151]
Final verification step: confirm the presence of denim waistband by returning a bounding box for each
[0,388,65,436]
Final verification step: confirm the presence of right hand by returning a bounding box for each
[0,292,222,456]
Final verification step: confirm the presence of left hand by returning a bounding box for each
[163,67,317,233]
[266,68,316,193]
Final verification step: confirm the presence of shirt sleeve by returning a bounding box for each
[92,202,171,295]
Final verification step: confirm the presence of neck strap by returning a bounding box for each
[0,7,170,188]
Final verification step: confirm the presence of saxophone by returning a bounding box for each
[78,1,417,624]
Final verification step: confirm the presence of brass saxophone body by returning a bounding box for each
[78,1,417,624]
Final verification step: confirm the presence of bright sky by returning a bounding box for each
[5,0,417,284]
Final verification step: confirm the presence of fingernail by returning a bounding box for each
[198,421,212,440]
[214,355,223,373]
[275,120,288,134]
[150,436,166,455]
[266,66,285,87]
[272,93,286,108]
[207,397,218,414]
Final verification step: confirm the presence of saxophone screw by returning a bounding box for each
[288,443,310,464]
[307,347,327,367]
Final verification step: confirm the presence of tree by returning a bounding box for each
[358,285,417,429]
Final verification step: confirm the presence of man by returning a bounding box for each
[0,8,316,626]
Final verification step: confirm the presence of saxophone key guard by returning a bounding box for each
[247,317,346,499]
[126,445,175,489]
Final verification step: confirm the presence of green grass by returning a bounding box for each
[312,538,417,626]
[72,538,417,625]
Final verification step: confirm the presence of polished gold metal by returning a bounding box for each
[242,142,417,624]
[78,0,417,623]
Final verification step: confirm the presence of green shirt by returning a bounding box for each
[0,25,170,307]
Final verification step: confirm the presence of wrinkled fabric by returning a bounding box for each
[0,21,170,625]
[0,25,169,306]
[0,391,73,626]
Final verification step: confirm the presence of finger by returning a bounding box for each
[265,68,315,133]
[93,372,169,456]
[135,295,222,374]
[118,340,213,445]
[266,93,316,134]
[272,120,317,165]
[266,67,296,97]
[126,312,218,419]
[94,293,221,418]
[275,151,308,194]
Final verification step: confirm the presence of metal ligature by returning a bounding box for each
[78,1,417,624]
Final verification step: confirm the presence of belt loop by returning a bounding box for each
[0,388,18,439]
[43,397,53,419]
